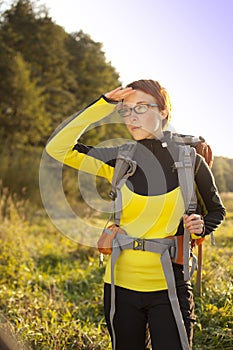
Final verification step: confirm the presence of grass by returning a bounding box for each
[0,190,232,349]
[193,215,233,349]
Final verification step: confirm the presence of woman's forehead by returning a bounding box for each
[124,89,156,104]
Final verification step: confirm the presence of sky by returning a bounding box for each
[37,0,233,158]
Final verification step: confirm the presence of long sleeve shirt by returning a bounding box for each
[46,95,226,291]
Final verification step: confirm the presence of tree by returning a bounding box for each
[0,52,50,148]
[65,31,123,144]
[212,156,232,192]
[1,0,78,128]
[66,30,120,107]
[0,0,122,201]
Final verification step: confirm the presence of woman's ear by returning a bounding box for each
[160,110,168,120]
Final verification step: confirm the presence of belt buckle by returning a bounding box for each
[133,238,145,251]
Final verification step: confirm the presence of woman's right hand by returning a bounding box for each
[104,86,136,102]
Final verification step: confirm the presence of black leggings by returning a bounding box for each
[104,264,195,350]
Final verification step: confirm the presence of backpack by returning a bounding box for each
[97,133,213,350]
[171,133,213,295]
[98,134,213,267]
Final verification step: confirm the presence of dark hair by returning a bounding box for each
[126,79,172,129]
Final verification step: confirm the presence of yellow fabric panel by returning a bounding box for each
[75,153,114,180]
[104,250,168,291]
[46,97,115,181]
[104,187,185,291]
[120,185,185,238]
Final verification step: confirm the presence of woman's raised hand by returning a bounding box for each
[104,86,136,102]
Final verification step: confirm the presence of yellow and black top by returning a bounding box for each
[46,96,226,292]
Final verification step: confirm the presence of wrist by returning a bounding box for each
[191,225,206,239]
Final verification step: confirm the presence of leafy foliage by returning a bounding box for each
[0,0,123,208]
[212,157,233,193]
[0,52,49,147]
[0,0,120,150]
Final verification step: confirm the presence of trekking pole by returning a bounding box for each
[196,244,203,296]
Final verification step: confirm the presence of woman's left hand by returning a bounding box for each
[183,214,205,237]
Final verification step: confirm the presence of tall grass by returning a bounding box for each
[0,190,232,349]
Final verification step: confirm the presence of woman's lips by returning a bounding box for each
[130,126,141,131]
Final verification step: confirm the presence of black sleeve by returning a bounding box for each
[73,142,118,167]
[195,155,226,236]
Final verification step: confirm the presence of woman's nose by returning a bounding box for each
[128,112,138,121]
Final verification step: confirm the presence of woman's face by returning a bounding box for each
[121,90,166,140]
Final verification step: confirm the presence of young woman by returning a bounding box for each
[46,79,225,350]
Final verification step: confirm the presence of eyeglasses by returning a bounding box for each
[117,103,159,118]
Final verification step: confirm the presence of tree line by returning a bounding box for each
[212,156,233,193]
[0,0,232,206]
[0,0,122,149]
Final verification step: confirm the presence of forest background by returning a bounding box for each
[1,0,233,203]
[0,1,232,349]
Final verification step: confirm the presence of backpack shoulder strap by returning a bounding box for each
[109,141,137,225]
[173,144,197,281]
[174,144,197,214]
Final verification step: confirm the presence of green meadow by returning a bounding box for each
[0,191,232,349]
